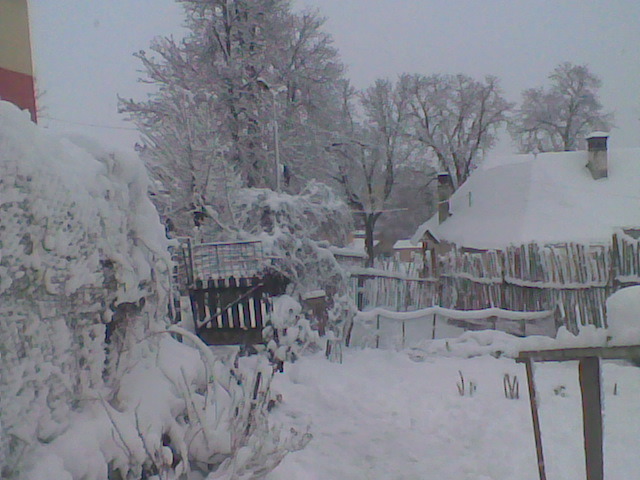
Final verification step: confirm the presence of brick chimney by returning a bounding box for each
[586,132,609,180]
[437,172,453,224]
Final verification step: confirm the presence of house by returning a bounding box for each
[412,134,640,332]
[331,230,381,269]
[392,239,422,263]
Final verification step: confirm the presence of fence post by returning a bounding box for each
[402,321,406,349]
[524,358,547,480]
[357,276,365,310]
[579,357,604,480]
[375,315,380,349]
[432,313,437,340]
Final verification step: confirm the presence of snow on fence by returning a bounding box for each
[613,231,640,284]
[354,232,640,334]
[348,306,556,349]
[349,268,439,311]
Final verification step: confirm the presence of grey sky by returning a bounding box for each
[30,0,640,152]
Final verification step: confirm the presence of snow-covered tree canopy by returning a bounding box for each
[403,73,513,189]
[509,62,614,153]
[121,0,347,235]
[201,180,353,299]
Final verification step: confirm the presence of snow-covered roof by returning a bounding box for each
[347,237,379,252]
[393,239,420,250]
[329,246,367,259]
[412,148,640,249]
[586,131,610,139]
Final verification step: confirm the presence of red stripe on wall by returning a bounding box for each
[0,66,36,122]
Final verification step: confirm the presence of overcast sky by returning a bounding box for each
[29,0,640,153]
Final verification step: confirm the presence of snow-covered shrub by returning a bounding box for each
[201,181,356,336]
[0,103,306,479]
[21,333,310,480]
[0,102,171,476]
[262,295,323,365]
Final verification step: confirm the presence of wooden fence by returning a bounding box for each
[350,271,439,311]
[352,232,640,334]
[348,306,557,349]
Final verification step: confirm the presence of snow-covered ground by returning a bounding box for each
[267,347,640,480]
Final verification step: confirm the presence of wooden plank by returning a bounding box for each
[191,280,206,328]
[207,279,220,328]
[579,357,603,480]
[253,290,264,329]
[517,345,640,363]
[524,358,547,480]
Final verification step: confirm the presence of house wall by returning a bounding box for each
[0,0,36,121]
[395,248,421,263]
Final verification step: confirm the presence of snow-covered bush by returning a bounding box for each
[0,102,307,479]
[262,295,323,365]
[0,102,171,476]
[201,181,356,336]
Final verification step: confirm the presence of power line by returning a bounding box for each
[42,115,139,131]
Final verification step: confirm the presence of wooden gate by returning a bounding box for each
[175,238,288,345]
[190,276,269,345]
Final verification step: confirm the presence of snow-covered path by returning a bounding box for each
[267,349,640,480]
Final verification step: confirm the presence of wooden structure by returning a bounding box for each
[354,231,640,333]
[516,345,640,480]
[349,305,555,349]
[175,239,287,345]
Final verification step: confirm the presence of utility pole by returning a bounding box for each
[257,78,286,192]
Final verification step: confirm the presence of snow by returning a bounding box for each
[329,245,368,259]
[301,289,326,300]
[586,131,610,139]
[358,305,553,322]
[606,286,640,344]
[0,100,175,475]
[346,237,378,254]
[3,98,640,479]
[393,239,419,249]
[413,148,640,249]
[267,347,640,480]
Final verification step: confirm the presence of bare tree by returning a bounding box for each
[509,62,614,153]
[404,73,512,189]
[329,79,417,266]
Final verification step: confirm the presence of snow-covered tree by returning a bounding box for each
[201,181,352,295]
[404,73,512,189]
[509,62,614,153]
[121,0,346,234]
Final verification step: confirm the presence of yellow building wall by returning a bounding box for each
[0,0,34,76]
